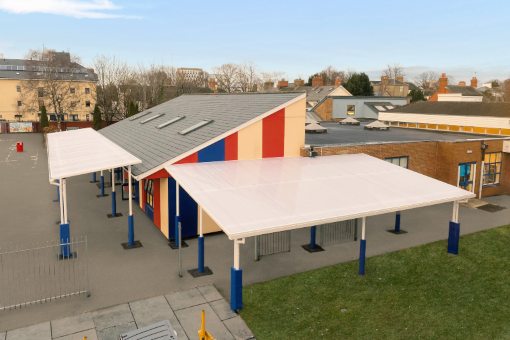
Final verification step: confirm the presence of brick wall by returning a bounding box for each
[302,139,510,197]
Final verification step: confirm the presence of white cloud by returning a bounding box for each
[0,0,138,19]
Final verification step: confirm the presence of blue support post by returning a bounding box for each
[395,212,401,233]
[198,236,205,272]
[111,190,117,215]
[230,267,243,311]
[90,172,97,183]
[302,225,324,252]
[447,221,460,254]
[310,226,316,248]
[59,223,72,259]
[128,215,134,246]
[359,239,366,275]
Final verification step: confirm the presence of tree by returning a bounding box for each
[127,101,139,117]
[237,63,261,92]
[306,67,346,86]
[39,105,49,128]
[383,64,405,80]
[343,73,374,96]
[92,105,102,130]
[408,88,425,103]
[214,64,239,93]
[21,49,82,129]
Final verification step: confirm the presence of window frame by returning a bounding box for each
[384,156,409,169]
[483,152,502,186]
[144,179,154,207]
[346,104,356,116]
[84,87,90,95]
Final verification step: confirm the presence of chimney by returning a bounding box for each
[396,75,404,83]
[458,81,466,87]
[470,76,478,88]
[277,79,289,89]
[312,75,324,87]
[263,81,274,91]
[294,79,305,87]
[438,73,448,93]
[335,76,342,87]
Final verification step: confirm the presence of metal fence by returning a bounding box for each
[317,219,358,247]
[254,231,291,261]
[0,236,90,311]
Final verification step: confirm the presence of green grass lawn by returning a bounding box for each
[241,226,510,339]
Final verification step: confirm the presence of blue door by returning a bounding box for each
[167,177,197,240]
[458,162,475,191]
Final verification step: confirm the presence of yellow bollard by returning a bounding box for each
[198,309,215,340]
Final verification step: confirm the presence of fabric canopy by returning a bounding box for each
[47,128,141,181]
[166,154,475,240]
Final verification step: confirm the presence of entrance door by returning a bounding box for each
[458,162,476,192]
[144,179,154,221]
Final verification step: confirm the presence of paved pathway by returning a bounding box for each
[1,285,254,340]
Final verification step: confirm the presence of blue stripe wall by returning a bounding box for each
[198,139,225,162]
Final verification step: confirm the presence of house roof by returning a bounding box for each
[387,102,510,117]
[0,58,97,81]
[445,85,482,96]
[100,92,304,177]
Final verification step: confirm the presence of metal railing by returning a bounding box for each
[0,236,90,311]
[317,219,358,247]
[254,231,291,261]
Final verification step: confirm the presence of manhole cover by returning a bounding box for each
[477,204,506,213]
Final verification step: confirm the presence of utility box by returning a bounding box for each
[16,141,23,152]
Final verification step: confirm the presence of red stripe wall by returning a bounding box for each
[262,108,285,158]
[225,133,238,160]
[175,152,198,164]
[153,178,161,229]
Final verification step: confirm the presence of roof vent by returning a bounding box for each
[156,116,185,129]
[179,120,213,135]
[129,111,152,121]
[140,113,165,124]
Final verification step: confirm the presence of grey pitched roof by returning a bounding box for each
[446,85,482,96]
[100,92,303,176]
[388,102,510,117]
[0,58,97,81]
[281,85,337,102]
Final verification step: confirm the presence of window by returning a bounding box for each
[86,114,90,121]
[38,87,44,98]
[70,114,79,121]
[483,152,502,185]
[85,100,91,107]
[84,88,90,94]
[385,156,409,169]
[347,105,355,116]
[70,87,76,94]
[144,179,154,207]
[17,100,22,107]
[16,85,21,92]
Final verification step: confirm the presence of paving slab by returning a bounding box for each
[6,322,51,340]
[175,303,233,340]
[96,322,136,340]
[92,304,134,331]
[197,285,223,302]
[210,299,237,321]
[166,288,206,311]
[223,316,255,340]
[51,313,94,338]
[129,296,188,340]
[54,328,98,340]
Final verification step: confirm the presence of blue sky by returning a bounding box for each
[0,0,509,83]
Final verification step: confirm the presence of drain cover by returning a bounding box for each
[477,204,506,213]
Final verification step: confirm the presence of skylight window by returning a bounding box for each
[129,111,152,121]
[179,120,213,135]
[140,113,165,124]
[156,116,185,129]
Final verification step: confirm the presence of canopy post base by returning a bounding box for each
[189,236,213,277]
[90,172,97,183]
[59,223,76,260]
[97,175,108,198]
[302,226,324,253]
[230,267,243,312]
[107,191,122,218]
[121,215,142,249]
[447,221,460,254]
[387,211,407,234]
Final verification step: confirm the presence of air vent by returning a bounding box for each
[179,120,213,135]
[140,113,165,124]
[129,111,152,121]
[156,116,185,129]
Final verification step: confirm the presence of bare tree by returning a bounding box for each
[415,71,439,90]
[383,64,405,81]
[214,64,240,93]
[20,49,86,128]
[237,63,260,92]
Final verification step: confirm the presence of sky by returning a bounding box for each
[0,0,509,84]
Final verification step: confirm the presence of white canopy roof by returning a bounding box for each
[47,128,141,181]
[166,154,474,240]
[340,117,360,123]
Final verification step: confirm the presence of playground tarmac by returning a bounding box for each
[1,133,510,332]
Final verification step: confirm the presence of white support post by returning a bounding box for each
[62,178,68,224]
[456,165,461,188]
[361,216,366,240]
[479,161,485,199]
[471,163,477,193]
[233,238,245,270]
[176,183,180,217]
[452,201,459,223]
[111,169,115,193]
[59,179,64,224]
[199,206,203,237]
[128,166,133,216]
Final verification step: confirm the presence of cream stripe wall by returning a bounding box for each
[139,179,143,209]
[284,98,306,157]
[237,119,263,160]
[379,112,510,129]
[160,178,169,238]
